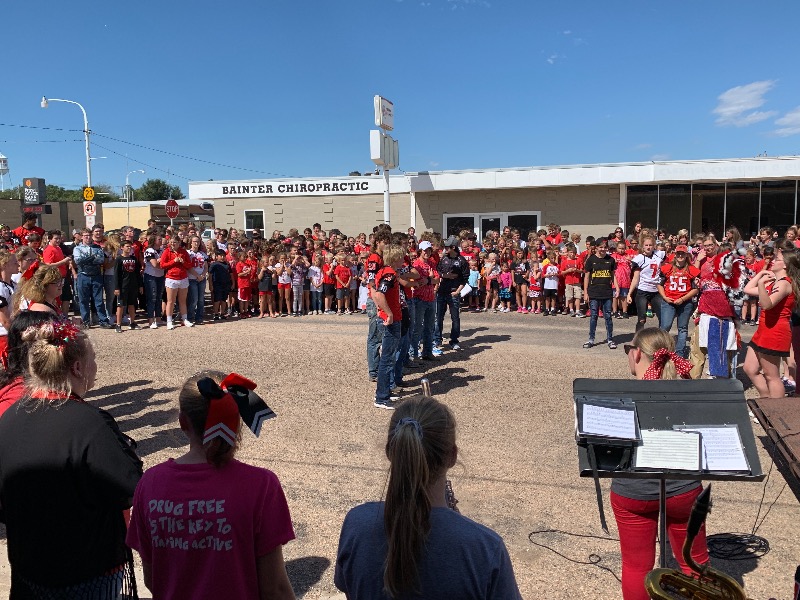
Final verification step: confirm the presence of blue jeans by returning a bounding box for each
[376,320,401,402]
[660,300,693,358]
[187,278,207,323]
[311,290,323,312]
[589,298,613,343]
[410,297,435,358]
[103,275,116,321]
[401,301,416,363]
[143,274,166,319]
[77,273,109,325]
[434,293,461,347]
[366,298,383,379]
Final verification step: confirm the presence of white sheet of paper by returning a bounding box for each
[460,284,473,298]
[675,425,749,472]
[634,429,701,471]
[581,404,637,439]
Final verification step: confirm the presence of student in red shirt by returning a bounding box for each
[334,253,352,315]
[235,251,253,318]
[12,214,45,247]
[159,236,193,330]
[372,244,405,409]
[366,228,392,382]
[560,244,584,316]
[657,245,700,358]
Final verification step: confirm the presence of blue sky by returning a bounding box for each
[2,0,800,195]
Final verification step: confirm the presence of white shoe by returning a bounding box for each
[167,321,176,330]
[149,322,158,329]
[183,319,194,328]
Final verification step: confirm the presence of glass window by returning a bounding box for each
[657,184,691,235]
[626,186,658,234]
[244,210,264,233]
[725,182,760,240]
[760,180,797,234]
[692,184,725,237]
[480,216,501,240]
[445,215,475,238]
[507,213,539,242]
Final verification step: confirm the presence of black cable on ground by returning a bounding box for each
[528,529,621,583]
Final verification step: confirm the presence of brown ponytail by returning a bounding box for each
[383,397,456,597]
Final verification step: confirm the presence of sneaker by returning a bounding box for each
[421,354,439,361]
[646,309,654,318]
[573,311,582,318]
[149,322,158,329]
[220,314,228,320]
[129,323,139,330]
[579,311,588,318]
[534,308,542,314]
[345,310,353,315]
[432,346,443,357]
[183,319,194,328]
[608,341,617,350]
[373,399,396,410]
[749,320,757,327]
[449,342,462,351]
[583,340,594,348]
[167,322,176,330]
[521,307,529,314]
[115,325,123,333]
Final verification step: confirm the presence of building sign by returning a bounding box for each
[190,177,384,200]
[23,178,46,205]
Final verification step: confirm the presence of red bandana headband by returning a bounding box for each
[199,373,275,447]
[643,348,693,380]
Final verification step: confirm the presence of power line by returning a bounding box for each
[0,139,83,144]
[91,142,190,181]
[93,131,293,177]
[0,122,83,132]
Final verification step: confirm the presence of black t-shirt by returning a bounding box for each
[437,252,469,295]
[0,399,142,586]
[584,254,617,300]
[258,267,274,292]
[115,255,141,291]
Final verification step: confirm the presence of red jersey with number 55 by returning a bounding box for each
[660,264,700,301]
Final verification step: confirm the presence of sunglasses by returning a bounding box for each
[624,344,636,355]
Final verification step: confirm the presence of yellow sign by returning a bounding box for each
[83,187,95,201]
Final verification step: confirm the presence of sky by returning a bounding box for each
[2,0,800,196]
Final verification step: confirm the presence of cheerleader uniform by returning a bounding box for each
[750,277,794,356]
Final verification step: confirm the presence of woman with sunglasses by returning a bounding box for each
[614,328,709,600]
[742,242,800,398]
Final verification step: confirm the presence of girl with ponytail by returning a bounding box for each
[127,370,296,600]
[612,328,709,600]
[335,396,521,599]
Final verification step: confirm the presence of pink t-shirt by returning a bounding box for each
[126,458,295,600]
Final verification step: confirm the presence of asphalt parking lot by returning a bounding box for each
[0,310,798,599]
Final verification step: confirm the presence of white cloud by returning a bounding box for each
[563,30,572,35]
[713,80,777,127]
[650,154,671,161]
[429,161,440,167]
[546,54,560,64]
[773,106,800,137]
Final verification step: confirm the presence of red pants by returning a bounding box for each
[611,486,709,600]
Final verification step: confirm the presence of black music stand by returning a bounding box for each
[574,378,765,567]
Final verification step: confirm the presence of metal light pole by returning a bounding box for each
[126,169,145,226]
[40,96,92,189]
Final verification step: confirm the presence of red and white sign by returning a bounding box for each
[83,200,96,216]
[165,199,180,219]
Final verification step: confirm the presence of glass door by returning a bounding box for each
[507,213,539,242]
[480,215,502,240]
[444,214,475,238]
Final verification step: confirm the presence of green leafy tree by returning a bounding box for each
[135,179,185,201]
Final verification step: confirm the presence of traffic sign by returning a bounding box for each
[83,201,96,217]
[86,214,96,229]
[83,187,95,201]
[165,199,180,220]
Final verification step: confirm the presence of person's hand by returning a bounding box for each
[139,287,144,294]
[674,297,683,305]
[696,249,706,262]
[383,313,393,325]
[451,290,459,297]
[627,293,633,304]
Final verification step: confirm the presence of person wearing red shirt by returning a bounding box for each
[411,242,439,361]
[372,244,405,409]
[42,230,70,278]
[366,228,392,382]
[657,245,700,358]
[159,236,193,330]
[334,255,352,314]
[560,244,583,316]
[12,214,45,246]
[235,251,254,318]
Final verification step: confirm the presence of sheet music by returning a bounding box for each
[634,429,701,471]
[674,425,750,472]
[581,404,637,440]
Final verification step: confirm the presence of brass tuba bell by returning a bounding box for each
[645,485,750,599]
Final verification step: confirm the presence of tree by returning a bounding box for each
[134,179,185,201]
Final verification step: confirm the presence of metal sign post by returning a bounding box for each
[371,96,399,225]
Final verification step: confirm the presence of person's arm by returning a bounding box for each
[0,305,10,330]
[257,545,296,600]
[756,274,790,310]
[627,269,640,302]
[743,270,769,296]
[583,265,590,303]
[658,282,671,303]
[159,249,175,270]
[115,259,123,294]
[371,289,393,324]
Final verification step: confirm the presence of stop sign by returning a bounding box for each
[165,199,180,220]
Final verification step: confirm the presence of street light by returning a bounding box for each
[125,169,145,226]
[40,96,92,189]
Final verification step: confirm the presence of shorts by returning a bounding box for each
[278,283,291,290]
[618,287,629,298]
[213,288,230,302]
[470,288,480,297]
[527,289,541,298]
[238,287,252,302]
[165,278,189,290]
[117,288,138,308]
[498,288,512,300]
[336,288,348,300]
[749,340,789,358]
[542,288,557,298]
[303,279,310,291]
[745,294,759,302]
[489,280,500,291]
[259,290,272,297]
[323,283,336,298]
[514,275,527,286]
[565,284,583,301]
